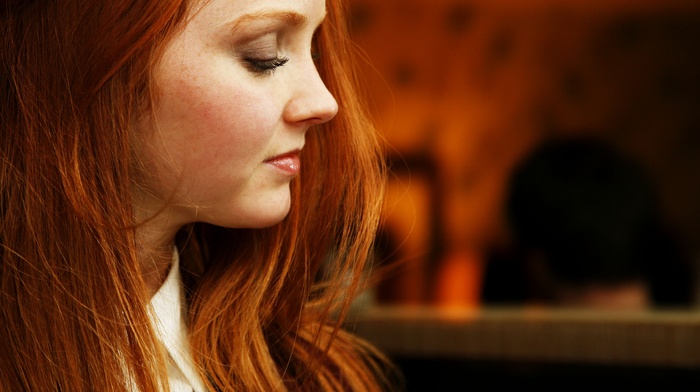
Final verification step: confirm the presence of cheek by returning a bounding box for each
[162,80,279,172]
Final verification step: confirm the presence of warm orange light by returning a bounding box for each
[434,249,483,308]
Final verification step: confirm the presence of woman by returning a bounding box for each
[1,0,392,390]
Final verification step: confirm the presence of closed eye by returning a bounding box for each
[244,56,289,76]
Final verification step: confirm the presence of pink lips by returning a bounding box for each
[264,150,301,175]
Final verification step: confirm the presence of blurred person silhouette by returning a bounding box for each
[482,137,693,309]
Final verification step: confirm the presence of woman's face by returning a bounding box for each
[135,0,337,229]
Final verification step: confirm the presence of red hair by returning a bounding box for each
[1,0,393,390]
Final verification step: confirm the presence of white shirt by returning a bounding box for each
[149,248,207,392]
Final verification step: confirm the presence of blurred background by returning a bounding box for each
[344,0,700,388]
[347,0,700,310]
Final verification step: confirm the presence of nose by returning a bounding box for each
[283,64,338,126]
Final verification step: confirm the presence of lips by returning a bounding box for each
[264,150,301,175]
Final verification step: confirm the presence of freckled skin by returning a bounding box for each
[134,0,337,232]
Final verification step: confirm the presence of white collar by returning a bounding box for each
[149,248,207,392]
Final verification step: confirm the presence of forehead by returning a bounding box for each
[187,0,327,27]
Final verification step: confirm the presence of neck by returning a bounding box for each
[138,240,176,297]
[135,213,183,297]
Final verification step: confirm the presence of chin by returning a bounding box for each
[247,210,291,228]
[236,192,292,229]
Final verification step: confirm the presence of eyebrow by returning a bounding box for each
[229,11,310,34]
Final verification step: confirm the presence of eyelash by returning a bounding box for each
[245,56,289,76]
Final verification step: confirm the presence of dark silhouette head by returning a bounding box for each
[506,138,665,304]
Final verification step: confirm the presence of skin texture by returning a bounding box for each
[133,0,338,293]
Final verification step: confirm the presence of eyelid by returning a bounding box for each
[234,34,279,63]
[244,56,289,76]
[233,29,278,49]
[235,31,278,53]
[230,13,326,75]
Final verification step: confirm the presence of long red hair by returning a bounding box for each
[1,0,393,390]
